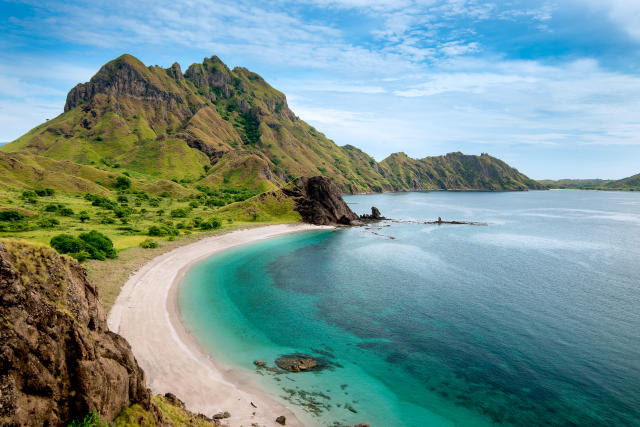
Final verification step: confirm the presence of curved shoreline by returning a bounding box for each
[108,224,333,426]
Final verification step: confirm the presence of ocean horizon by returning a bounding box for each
[179,190,640,426]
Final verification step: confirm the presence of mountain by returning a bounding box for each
[379,151,542,191]
[0,54,543,193]
[540,174,640,191]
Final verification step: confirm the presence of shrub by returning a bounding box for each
[148,225,165,236]
[115,176,131,190]
[50,234,85,254]
[44,204,59,212]
[139,239,159,249]
[71,250,92,262]
[38,217,60,228]
[200,217,222,230]
[79,230,116,259]
[22,191,38,204]
[35,188,55,196]
[59,207,74,216]
[117,195,129,203]
[0,210,26,222]
[50,231,116,261]
[170,207,190,218]
[113,207,132,218]
[85,193,115,209]
[68,410,108,427]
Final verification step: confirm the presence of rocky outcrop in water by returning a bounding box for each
[275,354,320,372]
[359,206,385,222]
[282,176,359,225]
[0,241,156,426]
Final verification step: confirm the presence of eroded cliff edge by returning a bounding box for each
[0,241,155,425]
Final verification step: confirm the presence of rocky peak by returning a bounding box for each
[64,54,183,112]
[0,241,155,425]
[166,62,184,81]
[184,56,233,98]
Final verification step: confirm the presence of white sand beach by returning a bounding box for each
[108,224,333,426]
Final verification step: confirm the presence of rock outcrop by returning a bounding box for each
[282,176,359,225]
[359,206,385,222]
[0,241,156,426]
[275,354,320,372]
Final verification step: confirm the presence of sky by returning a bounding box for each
[1,0,640,179]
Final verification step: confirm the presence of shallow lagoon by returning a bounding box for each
[180,191,640,426]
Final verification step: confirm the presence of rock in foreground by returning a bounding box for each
[0,241,155,425]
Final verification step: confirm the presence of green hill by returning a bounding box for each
[540,175,640,191]
[1,54,542,193]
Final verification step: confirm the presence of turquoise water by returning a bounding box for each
[179,191,640,426]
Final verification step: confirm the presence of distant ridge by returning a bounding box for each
[0,54,544,193]
[540,175,640,191]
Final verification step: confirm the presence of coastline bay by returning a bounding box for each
[179,190,640,426]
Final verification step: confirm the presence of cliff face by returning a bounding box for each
[281,176,359,225]
[1,53,543,193]
[0,241,154,426]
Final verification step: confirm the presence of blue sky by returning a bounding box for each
[1,0,640,179]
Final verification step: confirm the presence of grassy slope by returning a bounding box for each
[114,395,217,426]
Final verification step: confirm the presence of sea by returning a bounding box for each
[179,190,640,426]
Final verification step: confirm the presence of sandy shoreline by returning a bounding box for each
[108,224,334,426]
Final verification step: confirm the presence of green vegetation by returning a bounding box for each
[50,230,116,261]
[113,395,217,426]
[540,174,640,191]
[67,411,107,427]
[139,239,159,249]
[0,210,25,222]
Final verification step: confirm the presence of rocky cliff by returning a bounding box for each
[281,176,359,225]
[0,241,155,425]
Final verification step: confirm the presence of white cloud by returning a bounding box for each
[577,0,640,41]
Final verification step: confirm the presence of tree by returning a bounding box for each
[114,176,131,190]
[78,211,90,223]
